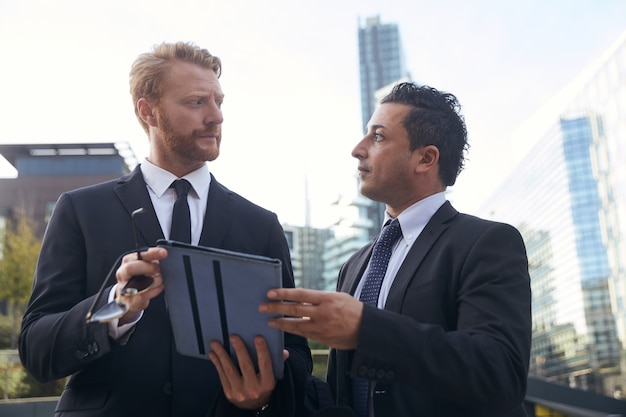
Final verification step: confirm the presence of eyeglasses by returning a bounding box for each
[85,208,155,323]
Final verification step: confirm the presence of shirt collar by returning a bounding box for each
[140,158,211,199]
[385,192,447,243]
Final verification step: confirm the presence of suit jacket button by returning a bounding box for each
[385,371,395,381]
[376,370,385,379]
[367,368,377,378]
[162,382,173,395]
[87,342,99,354]
[357,365,368,377]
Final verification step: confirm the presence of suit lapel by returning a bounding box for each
[198,174,237,248]
[113,170,237,249]
[384,201,457,313]
[114,166,165,247]
[341,244,375,295]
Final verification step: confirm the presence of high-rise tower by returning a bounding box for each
[357,15,409,240]
[358,15,408,133]
[322,17,411,288]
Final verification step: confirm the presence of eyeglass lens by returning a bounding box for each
[119,274,153,296]
[86,207,155,323]
[88,274,154,323]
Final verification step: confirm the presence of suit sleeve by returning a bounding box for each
[349,222,531,410]
[18,192,116,382]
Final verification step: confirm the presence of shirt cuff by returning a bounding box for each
[106,284,143,340]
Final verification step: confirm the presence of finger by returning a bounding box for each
[260,300,317,318]
[144,247,168,260]
[117,260,159,282]
[253,336,275,384]
[209,341,239,393]
[266,288,324,304]
[212,340,245,386]
[229,335,257,378]
[121,247,168,264]
[210,339,235,368]
[267,317,315,339]
[208,350,233,395]
[149,270,164,286]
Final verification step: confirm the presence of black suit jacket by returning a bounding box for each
[19,166,311,417]
[327,202,531,417]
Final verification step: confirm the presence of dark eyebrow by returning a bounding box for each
[369,124,385,131]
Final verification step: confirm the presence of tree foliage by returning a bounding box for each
[0,211,41,347]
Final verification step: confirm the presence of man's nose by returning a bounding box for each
[204,102,223,125]
[351,136,368,159]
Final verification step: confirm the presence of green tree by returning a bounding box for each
[0,211,41,348]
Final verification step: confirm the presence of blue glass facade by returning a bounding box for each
[477,33,626,397]
[480,113,621,394]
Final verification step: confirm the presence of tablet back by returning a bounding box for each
[157,239,284,379]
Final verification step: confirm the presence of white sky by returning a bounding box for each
[1,0,625,227]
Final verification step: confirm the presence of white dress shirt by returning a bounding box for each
[108,159,211,337]
[140,159,211,246]
[354,192,446,308]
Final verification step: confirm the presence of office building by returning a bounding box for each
[357,16,410,241]
[358,15,408,133]
[284,224,332,290]
[477,31,626,397]
[321,187,377,291]
[321,17,411,284]
[0,142,137,238]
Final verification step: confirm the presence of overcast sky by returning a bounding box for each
[1,0,625,227]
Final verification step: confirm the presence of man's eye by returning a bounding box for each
[373,133,384,142]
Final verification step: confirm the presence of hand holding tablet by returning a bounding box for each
[157,239,284,379]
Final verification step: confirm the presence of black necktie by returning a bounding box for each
[170,179,192,243]
[352,219,402,417]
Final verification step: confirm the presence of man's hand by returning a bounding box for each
[208,335,284,410]
[115,246,167,324]
[260,288,363,350]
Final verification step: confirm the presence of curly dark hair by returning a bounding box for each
[381,83,469,186]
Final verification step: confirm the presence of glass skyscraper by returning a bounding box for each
[356,16,409,241]
[358,15,408,133]
[321,17,410,287]
[477,32,626,397]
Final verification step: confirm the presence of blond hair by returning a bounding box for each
[129,41,222,133]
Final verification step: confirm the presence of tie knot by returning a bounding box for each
[378,219,402,248]
[171,179,192,198]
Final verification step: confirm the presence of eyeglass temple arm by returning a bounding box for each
[85,207,146,323]
[85,254,125,323]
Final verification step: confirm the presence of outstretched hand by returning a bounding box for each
[260,288,364,350]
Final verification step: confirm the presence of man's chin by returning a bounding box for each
[359,185,382,203]
[202,148,220,162]
[206,151,219,162]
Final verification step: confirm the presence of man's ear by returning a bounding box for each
[137,98,158,128]
[415,145,439,172]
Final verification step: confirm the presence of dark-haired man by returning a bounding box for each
[262,83,531,417]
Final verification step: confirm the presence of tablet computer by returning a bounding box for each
[156,239,284,379]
